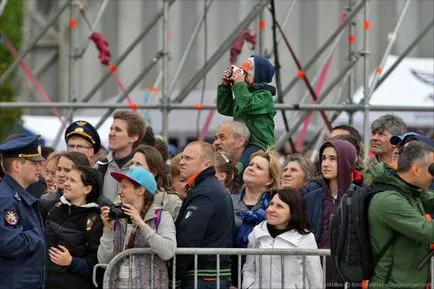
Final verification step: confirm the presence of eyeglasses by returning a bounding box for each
[67,144,93,150]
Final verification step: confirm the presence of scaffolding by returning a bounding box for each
[0,0,433,154]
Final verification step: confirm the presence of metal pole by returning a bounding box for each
[94,51,164,129]
[0,0,69,85]
[168,0,214,96]
[68,0,73,105]
[265,0,297,58]
[172,0,270,103]
[279,0,367,99]
[347,0,356,126]
[362,0,370,163]
[288,12,347,123]
[274,20,333,131]
[258,9,264,55]
[275,57,360,149]
[367,0,411,99]
[1,102,431,112]
[374,19,434,92]
[363,0,410,162]
[0,0,9,18]
[161,0,169,142]
[53,0,176,146]
[74,0,111,58]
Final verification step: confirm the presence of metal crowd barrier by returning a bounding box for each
[93,247,330,289]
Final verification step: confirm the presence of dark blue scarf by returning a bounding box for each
[235,192,271,248]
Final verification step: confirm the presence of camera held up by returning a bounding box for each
[108,204,129,220]
[222,65,245,83]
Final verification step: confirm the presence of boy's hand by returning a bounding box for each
[221,68,232,85]
[232,69,245,84]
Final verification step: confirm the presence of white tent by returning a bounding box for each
[334,55,434,131]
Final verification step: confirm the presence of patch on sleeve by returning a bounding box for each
[86,215,97,231]
[4,210,19,226]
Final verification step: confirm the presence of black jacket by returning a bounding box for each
[44,196,103,289]
[174,166,234,281]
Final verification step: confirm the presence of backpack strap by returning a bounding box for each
[154,209,162,230]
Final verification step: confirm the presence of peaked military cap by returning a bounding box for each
[0,135,45,161]
[65,120,101,153]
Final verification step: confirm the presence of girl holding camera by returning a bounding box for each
[44,165,103,289]
[98,166,176,289]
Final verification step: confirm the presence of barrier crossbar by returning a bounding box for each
[95,247,330,289]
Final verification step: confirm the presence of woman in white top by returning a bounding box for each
[242,189,323,289]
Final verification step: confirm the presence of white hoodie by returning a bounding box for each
[242,221,323,289]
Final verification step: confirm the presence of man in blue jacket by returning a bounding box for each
[174,141,234,289]
[0,135,46,289]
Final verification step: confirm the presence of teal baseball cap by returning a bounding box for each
[111,167,157,195]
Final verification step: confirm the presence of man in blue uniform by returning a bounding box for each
[0,135,46,289]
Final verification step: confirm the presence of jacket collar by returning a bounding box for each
[254,221,304,247]
[60,195,99,208]
[186,166,216,191]
[3,174,38,206]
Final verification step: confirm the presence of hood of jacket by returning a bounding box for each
[59,195,100,214]
[371,162,423,197]
[319,139,356,197]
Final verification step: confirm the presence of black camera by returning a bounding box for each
[108,204,129,220]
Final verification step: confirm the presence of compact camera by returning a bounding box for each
[108,204,129,220]
[222,65,245,83]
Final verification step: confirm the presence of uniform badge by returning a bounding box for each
[86,216,96,231]
[4,210,19,226]
[76,121,87,126]
[13,192,21,202]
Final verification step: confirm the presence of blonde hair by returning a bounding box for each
[250,148,282,191]
[170,153,182,179]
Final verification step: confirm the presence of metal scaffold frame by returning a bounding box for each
[0,0,432,150]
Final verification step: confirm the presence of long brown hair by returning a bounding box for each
[133,144,172,191]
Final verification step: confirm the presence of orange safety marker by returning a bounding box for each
[108,64,117,73]
[129,102,138,110]
[69,19,77,29]
[151,86,159,94]
[259,20,266,31]
[296,70,305,79]
[364,20,371,30]
[349,34,355,44]
[195,103,204,110]
[376,66,383,75]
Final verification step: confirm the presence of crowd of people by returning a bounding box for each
[0,55,433,289]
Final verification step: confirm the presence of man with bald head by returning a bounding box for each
[174,141,233,289]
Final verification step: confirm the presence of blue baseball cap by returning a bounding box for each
[390,132,434,148]
[0,135,45,161]
[111,167,157,195]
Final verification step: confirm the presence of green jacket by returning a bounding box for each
[368,163,434,289]
[216,83,276,150]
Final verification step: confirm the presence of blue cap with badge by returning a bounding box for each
[65,120,101,153]
[0,135,45,161]
[390,132,434,148]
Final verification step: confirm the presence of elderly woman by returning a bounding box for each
[281,153,316,193]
